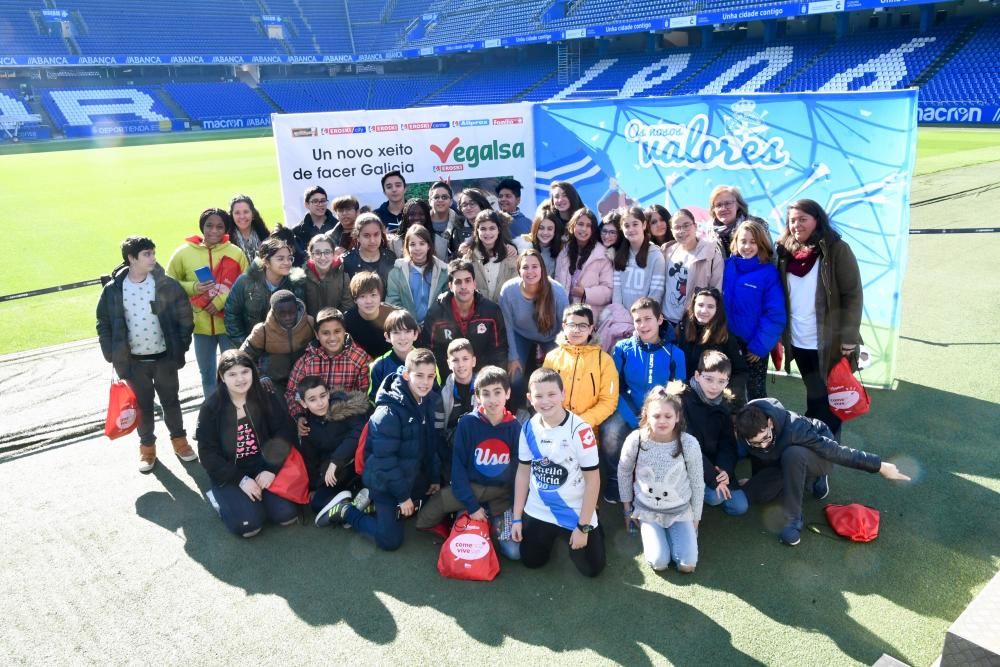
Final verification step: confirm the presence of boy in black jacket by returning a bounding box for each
[295,376,371,524]
[97,236,194,473]
[681,350,746,516]
[735,398,910,546]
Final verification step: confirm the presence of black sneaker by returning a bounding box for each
[315,490,352,528]
[813,475,830,500]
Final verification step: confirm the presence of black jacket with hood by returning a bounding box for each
[96,263,193,379]
[301,390,369,490]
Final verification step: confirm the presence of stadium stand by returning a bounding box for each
[40,87,174,131]
[920,18,1000,104]
[2,2,999,138]
[163,82,273,122]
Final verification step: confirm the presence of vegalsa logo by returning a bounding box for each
[430,137,525,171]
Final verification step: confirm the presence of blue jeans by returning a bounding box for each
[345,491,406,551]
[703,486,749,516]
[639,519,698,571]
[509,333,556,411]
[194,333,234,399]
[212,484,300,537]
[598,412,633,501]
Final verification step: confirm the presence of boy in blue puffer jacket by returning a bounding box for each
[323,348,441,551]
[599,297,685,502]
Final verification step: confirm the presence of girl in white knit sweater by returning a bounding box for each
[617,383,705,573]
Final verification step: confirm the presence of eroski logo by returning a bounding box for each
[625,110,789,171]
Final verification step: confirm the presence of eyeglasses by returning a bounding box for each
[431,194,451,201]
[460,201,479,210]
[746,425,773,449]
[311,250,335,257]
[714,200,737,209]
[563,322,592,331]
[600,228,618,236]
[308,198,328,205]
[671,222,694,231]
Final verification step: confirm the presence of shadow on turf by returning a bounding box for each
[131,379,999,665]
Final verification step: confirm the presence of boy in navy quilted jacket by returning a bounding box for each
[321,348,442,551]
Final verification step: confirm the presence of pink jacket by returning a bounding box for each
[555,245,614,321]
[662,238,724,309]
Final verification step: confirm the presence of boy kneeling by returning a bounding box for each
[512,368,605,577]
[417,365,521,559]
[735,398,910,546]
[323,348,441,551]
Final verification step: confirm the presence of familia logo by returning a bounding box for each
[430,137,525,171]
[624,107,789,171]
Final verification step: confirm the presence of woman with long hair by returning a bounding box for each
[385,224,449,324]
[167,207,249,398]
[645,204,673,247]
[612,206,665,309]
[662,208,723,329]
[197,350,301,538]
[446,187,492,257]
[303,232,353,318]
[547,181,584,239]
[513,213,562,277]
[228,194,271,263]
[554,208,613,321]
[722,220,786,401]
[598,210,624,261]
[676,287,748,403]
[776,199,862,440]
[390,198,447,261]
[498,249,569,408]
[224,236,305,347]
[463,209,518,303]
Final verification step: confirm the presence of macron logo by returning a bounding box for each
[430,137,460,163]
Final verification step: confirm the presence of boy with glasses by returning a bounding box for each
[543,304,618,431]
[294,185,337,266]
[734,398,910,546]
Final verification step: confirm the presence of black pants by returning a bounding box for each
[127,357,184,445]
[520,514,606,578]
[742,445,834,523]
[790,345,842,440]
[745,354,769,402]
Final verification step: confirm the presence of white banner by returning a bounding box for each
[271,103,536,227]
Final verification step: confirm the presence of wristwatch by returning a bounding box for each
[576,523,594,534]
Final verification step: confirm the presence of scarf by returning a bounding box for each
[690,376,723,406]
[786,246,819,277]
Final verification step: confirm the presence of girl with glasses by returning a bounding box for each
[662,209,723,330]
[303,233,353,319]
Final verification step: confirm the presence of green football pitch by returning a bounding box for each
[0,126,998,665]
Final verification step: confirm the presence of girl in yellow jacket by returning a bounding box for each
[166,208,249,398]
[542,304,619,433]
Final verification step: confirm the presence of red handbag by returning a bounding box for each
[268,446,310,504]
[105,378,140,440]
[437,514,500,581]
[824,503,880,542]
[827,357,870,422]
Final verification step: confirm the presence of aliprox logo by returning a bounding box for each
[430,137,525,171]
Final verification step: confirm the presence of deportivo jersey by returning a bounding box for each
[518,411,600,530]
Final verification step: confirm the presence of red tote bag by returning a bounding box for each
[827,357,870,422]
[105,378,140,440]
[437,514,500,582]
[268,446,310,504]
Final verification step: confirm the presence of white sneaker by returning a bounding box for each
[354,488,372,513]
